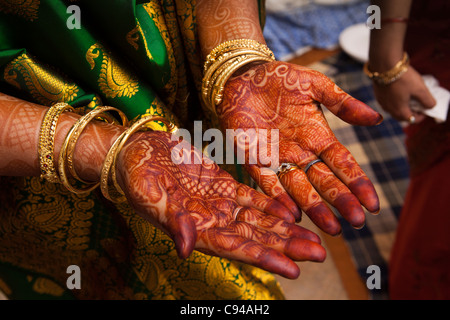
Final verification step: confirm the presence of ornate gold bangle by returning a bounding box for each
[204,39,274,71]
[364,52,410,85]
[38,102,75,183]
[100,115,176,203]
[202,39,276,115]
[202,49,271,105]
[58,106,129,194]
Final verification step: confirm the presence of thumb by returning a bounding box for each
[164,202,197,259]
[310,72,383,126]
[412,87,436,110]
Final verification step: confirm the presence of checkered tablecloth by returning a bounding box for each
[309,53,410,300]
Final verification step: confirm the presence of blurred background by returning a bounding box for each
[263,0,410,300]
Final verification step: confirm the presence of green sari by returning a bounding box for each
[0,0,284,299]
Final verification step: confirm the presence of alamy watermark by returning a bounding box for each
[366,265,381,290]
[171,121,280,171]
[367,5,382,29]
[66,265,81,290]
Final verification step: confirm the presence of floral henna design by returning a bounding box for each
[116,130,326,279]
[218,61,382,235]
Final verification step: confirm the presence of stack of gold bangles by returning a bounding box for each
[38,102,176,203]
[201,39,276,115]
[363,52,410,86]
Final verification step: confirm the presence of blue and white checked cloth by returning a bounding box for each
[264,0,370,61]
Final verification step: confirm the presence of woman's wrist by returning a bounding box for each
[58,113,126,183]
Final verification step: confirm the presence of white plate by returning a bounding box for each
[339,23,370,63]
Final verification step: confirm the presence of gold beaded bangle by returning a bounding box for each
[204,39,274,71]
[100,115,177,203]
[201,39,275,115]
[202,49,272,105]
[39,102,75,183]
[58,106,129,194]
[364,52,410,85]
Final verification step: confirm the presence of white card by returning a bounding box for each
[410,75,450,123]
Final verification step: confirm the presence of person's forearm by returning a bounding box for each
[196,0,266,58]
[0,93,124,181]
[369,0,412,71]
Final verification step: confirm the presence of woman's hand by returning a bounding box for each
[116,130,326,279]
[372,66,436,123]
[218,61,383,236]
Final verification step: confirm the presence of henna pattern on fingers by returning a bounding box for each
[115,130,326,278]
[218,61,381,233]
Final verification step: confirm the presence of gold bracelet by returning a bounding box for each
[204,39,274,71]
[202,49,272,105]
[39,102,75,183]
[211,54,274,107]
[202,39,275,114]
[364,52,410,85]
[100,115,176,203]
[58,106,129,194]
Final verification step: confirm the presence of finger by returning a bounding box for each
[122,170,198,259]
[197,227,301,279]
[279,167,342,235]
[157,200,198,259]
[320,141,380,214]
[244,164,301,221]
[235,207,322,244]
[236,183,295,223]
[231,220,326,262]
[305,160,366,229]
[309,71,383,126]
[412,87,436,110]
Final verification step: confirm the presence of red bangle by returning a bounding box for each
[381,17,409,24]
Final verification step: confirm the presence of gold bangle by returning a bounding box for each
[202,49,272,105]
[202,40,275,115]
[204,39,274,71]
[39,102,74,183]
[100,115,176,203]
[58,106,129,194]
[364,52,410,85]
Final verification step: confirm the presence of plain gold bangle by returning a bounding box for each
[201,48,272,100]
[58,106,129,194]
[65,106,128,183]
[211,55,274,107]
[100,115,177,203]
[39,102,75,183]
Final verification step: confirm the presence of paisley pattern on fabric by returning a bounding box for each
[4,53,79,105]
[86,43,139,99]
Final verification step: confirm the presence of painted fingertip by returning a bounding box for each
[306,203,341,236]
[274,193,302,222]
[371,208,381,215]
[353,222,366,230]
[375,113,384,126]
[308,243,327,262]
[267,201,296,223]
[283,264,301,280]
[174,237,188,259]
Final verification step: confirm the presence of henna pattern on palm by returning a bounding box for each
[218,61,383,235]
[116,131,326,279]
